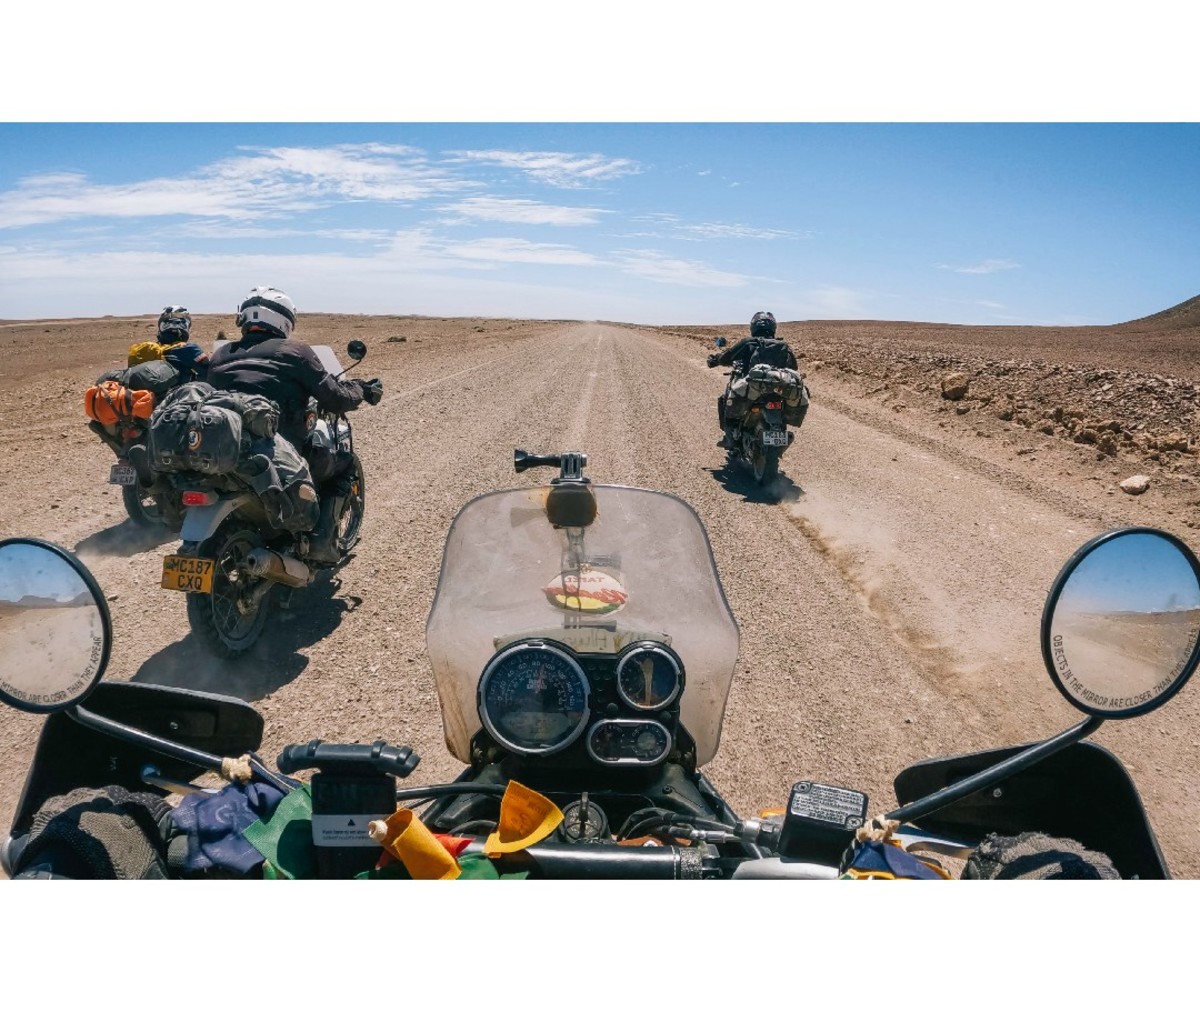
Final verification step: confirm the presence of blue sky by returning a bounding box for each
[1,123,1196,326]
[1060,533,1200,614]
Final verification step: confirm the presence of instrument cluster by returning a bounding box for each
[476,638,685,766]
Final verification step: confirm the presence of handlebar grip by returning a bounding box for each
[277,739,420,779]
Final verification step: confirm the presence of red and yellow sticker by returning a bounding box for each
[543,567,628,614]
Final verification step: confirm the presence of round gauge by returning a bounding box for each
[616,643,682,711]
[586,719,672,767]
[478,641,591,756]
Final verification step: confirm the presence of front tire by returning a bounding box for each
[185,526,273,659]
[336,454,366,557]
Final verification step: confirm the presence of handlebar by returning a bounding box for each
[456,839,716,879]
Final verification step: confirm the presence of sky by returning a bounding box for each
[1,6,1197,329]
[1,123,1196,327]
[1058,532,1200,615]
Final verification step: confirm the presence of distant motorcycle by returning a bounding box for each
[149,340,372,658]
[710,337,809,485]
[85,360,185,529]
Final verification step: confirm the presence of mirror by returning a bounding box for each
[0,539,111,713]
[715,336,727,349]
[1042,528,1200,718]
[346,339,367,362]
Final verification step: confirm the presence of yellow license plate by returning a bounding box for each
[161,555,215,594]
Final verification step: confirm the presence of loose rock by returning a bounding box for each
[941,372,970,400]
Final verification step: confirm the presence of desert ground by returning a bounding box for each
[2,297,1200,877]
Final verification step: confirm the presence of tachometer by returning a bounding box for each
[478,640,591,755]
[616,642,682,711]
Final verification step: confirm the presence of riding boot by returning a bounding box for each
[307,491,349,565]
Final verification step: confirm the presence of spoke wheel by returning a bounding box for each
[186,527,273,658]
[750,434,781,486]
[336,454,366,557]
[122,479,167,528]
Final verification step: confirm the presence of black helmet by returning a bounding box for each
[157,305,192,345]
[750,311,776,338]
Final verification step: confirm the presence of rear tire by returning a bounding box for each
[122,480,169,528]
[750,437,781,486]
[185,526,273,659]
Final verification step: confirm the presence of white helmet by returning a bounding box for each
[235,286,296,339]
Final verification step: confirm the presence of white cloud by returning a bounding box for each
[446,150,641,188]
[378,228,597,268]
[438,197,608,226]
[937,258,1020,274]
[615,249,748,288]
[632,213,804,241]
[0,144,474,229]
[444,237,598,266]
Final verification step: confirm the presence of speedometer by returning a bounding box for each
[478,640,591,755]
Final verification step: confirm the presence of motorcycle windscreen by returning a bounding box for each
[426,484,740,765]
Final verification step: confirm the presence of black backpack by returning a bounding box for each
[746,338,795,370]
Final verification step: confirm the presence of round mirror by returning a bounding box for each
[1042,528,1200,718]
[715,336,727,349]
[0,539,111,713]
[346,339,367,361]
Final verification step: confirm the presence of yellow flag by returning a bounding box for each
[483,780,564,858]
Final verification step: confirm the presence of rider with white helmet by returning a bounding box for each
[206,286,383,563]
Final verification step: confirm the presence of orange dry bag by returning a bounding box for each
[84,380,156,425]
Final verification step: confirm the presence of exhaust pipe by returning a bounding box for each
[244,547,312,587]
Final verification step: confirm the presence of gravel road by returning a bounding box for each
[2,316,1197,877]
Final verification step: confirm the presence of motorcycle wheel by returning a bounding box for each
[122,479,169,528]
[750,437,781,486]
[336,454,366,557]
[186,526,273,659]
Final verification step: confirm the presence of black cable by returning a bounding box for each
[394,782,509,803]
[448,820,499,836]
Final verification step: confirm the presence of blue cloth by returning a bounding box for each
[843,840,946,879]
[163,342,209,383]
[170,781,287,875]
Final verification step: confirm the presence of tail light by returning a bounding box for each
[121,427,143,439]
[182,491,217,507]
[766,401,783,410]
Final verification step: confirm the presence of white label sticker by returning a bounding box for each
[311,814,383,847]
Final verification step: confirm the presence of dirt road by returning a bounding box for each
[2,317,1198,876]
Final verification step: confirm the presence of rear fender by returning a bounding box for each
[180,493,255,544]
[760,398,785,430]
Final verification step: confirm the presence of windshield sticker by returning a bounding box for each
[544,567,628,615]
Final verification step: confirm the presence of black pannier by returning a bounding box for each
[148,383,246,476]
[148,385,313,533]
